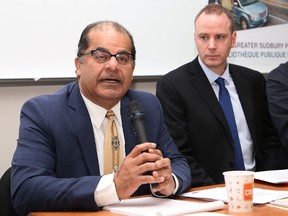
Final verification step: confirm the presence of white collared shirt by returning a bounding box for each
[82,97,125,175]
[81,93,124,206]
[198,57,255,171]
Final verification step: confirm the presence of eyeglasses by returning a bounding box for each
[79,49,134,66]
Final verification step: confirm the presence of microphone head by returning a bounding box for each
[128,100,143,119]
[128,100,148,143]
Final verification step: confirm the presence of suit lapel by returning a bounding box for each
[190,60,230,133]
[121,95,138,155]
[67,84,99,175]
[230,68,255,139]
[67,86,138,175]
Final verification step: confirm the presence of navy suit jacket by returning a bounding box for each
[156,57,281,187]
[11,82,191,215]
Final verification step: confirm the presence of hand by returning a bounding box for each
[148,148,176,196]
[113,142,167,199]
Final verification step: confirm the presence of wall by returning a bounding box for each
[0,81,156,176]
[0,0,201,79]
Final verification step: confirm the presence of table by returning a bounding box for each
[28,180,288,216]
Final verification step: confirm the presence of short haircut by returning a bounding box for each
[194,4,235,33]
[77,21,136,62]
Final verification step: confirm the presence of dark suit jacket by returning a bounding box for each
[11,82,191,215]
[266,62,288,150]
[156,57,281,187]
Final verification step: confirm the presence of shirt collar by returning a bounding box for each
[198,56,231,84]
[80,92,122,128]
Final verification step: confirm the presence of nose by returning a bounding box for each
[208,39,216,49]
[105,56,119,70]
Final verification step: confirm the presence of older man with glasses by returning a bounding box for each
[11,21,191,215]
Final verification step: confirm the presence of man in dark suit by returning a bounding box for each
[266,61,288,167]
[11,21,191,215]
[156,4,281,187]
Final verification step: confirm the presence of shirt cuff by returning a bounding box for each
[94,173,120,207]
[151,173,179,197]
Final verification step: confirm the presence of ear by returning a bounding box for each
[231,31,237,48]
[75,58,82,77]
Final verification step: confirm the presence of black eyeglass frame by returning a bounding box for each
[79,49,135,64]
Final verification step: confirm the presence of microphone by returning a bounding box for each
[128,100,158,188]
[128,100,148,144]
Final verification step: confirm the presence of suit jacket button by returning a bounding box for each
[229,162,234,168]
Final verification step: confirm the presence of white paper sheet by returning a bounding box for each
[269,198,288,208]
[184,213,230,216]
[254,169,288,184]
[181,187,288,204]
[103,197,224,216]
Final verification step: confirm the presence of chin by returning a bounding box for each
[101,91,122,99]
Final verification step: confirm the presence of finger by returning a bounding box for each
[151,179,168,192]
[151,159,172,182]
[137,152,163,165]
[138,159,162,174]
[155,158,171,169]
[148,148,163,157]
[151,172,175,194]
[127,172,161,185]
[128,142,156,158]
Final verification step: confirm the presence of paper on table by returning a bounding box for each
[181,187,288,204]
[184,213,230,216]
[270,197,288,208]
[103,197,224,216]
[254,169,288,184]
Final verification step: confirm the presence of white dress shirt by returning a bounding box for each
[81,94,123,206]
[198,57,255,171]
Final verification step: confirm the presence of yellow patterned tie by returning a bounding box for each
[104,110,123,174]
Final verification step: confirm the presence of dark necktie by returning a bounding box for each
[215,77,245,170]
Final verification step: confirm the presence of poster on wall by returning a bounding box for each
[208,0,288,73]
